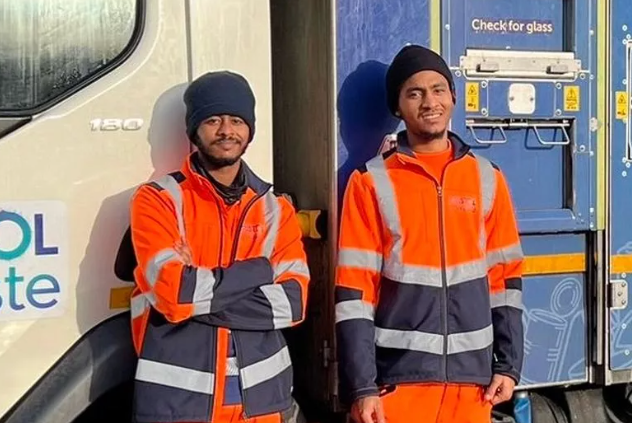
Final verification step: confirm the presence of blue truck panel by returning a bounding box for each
[520,234,587,386]
[336,0,428,201]
[608,0,632,371]
[443,0,598,234]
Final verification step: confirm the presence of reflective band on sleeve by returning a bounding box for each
[263,191,280,258]
[273,259,310,280]
[226,357,239,377]
[154,174,186,237]
[135,359,215,395]
[375,327,444,355]
[447,324,494,354]
[240,346,292,389]
[145,248,180,287]
[487,243,524,269]
[490,289,523,310]
[260,284,293,328]
[192,267,216,315]
[130,293,150,319]
[335,300,374,323]
[338,248,383,273]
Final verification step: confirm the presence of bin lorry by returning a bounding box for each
[1,1,632,423]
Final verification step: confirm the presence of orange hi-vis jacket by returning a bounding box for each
[129,153,310,422]
[335,131,524,403]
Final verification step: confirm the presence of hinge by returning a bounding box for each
[609,279,629,310]
[323,339,332,368]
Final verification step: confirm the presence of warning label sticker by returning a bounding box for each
[466,82,480,112]
[616,91,628,120]
[564,86,580,112]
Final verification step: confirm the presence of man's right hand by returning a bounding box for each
[350,396,385,423]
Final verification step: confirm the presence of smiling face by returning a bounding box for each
[397,70,454,143]
[195,114,250,168]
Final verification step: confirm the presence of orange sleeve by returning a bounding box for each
[130,184,193,323]
[335,169,384,403]
[485,168,525,382]
[193,194,311,330]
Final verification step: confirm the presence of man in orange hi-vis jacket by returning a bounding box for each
[128,71,310,423]
[335,45,525,423]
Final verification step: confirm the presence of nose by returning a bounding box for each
[421,92,438,109]
[217,118,236,137]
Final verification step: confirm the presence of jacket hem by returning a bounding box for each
[378,374,493,387]
[244,396,293,418]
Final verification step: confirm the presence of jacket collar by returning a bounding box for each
[394,129,471,160]
[183,153,272,198]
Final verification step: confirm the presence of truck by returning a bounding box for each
[1,1,631,423]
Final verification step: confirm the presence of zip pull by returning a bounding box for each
[436,185,443,196]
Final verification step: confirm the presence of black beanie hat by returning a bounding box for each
[183,70,256,142]
[385,44,455,116]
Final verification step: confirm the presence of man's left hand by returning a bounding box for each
[484,374,515,405]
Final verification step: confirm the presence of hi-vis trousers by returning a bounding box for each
[379,384,493,423]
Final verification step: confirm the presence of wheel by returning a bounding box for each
[563,388,608,423]
[530,392,569,423]
[603,384,632,423]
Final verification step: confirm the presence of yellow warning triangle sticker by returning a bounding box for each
[567,90,577,101]
[619,93,627,104]
[468,85,477,95]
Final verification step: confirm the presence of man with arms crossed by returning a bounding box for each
[129,71,309,423]
[335,45,525,422]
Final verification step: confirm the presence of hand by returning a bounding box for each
[484,374,516,405]
[174,239,193,265]
[350,396,385,423]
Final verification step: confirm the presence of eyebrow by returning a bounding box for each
[406,82,447,93]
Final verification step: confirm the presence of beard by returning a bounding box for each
[194,136,248,169]
[412,127,446,143]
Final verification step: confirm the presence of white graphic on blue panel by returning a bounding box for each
[521,277,585,385]
[609,242,632,369]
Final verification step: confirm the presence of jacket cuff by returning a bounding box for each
[350,386,380,402]
[493,364,521,385]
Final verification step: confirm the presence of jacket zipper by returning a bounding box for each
[227,188,268,418]
[436,183,448,381]
[436,159,457,382]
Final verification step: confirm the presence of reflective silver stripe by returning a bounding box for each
[338,248,383,273]
[376,325,494,355]
[273,259,310,280]
[475,154,496,254]
[335,300,375,323]
[384,259,488,288]
[154,174,186,237]
[192,267,216,316]
[475,154,496,216]
[260,284,293,328]
[145,248,180,287]
[135,358,215,395]
[130,293,150,319]
[366,156,406,277]
[447,324,494,354]
[263,191,280,258]
[240,346,292,389]
[375,327,443,355]
[491,289,523,310]
[226,357,239,377]
[487,243,524,268]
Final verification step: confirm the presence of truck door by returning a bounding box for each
[444,0,598,388]
[607,0,632,382]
